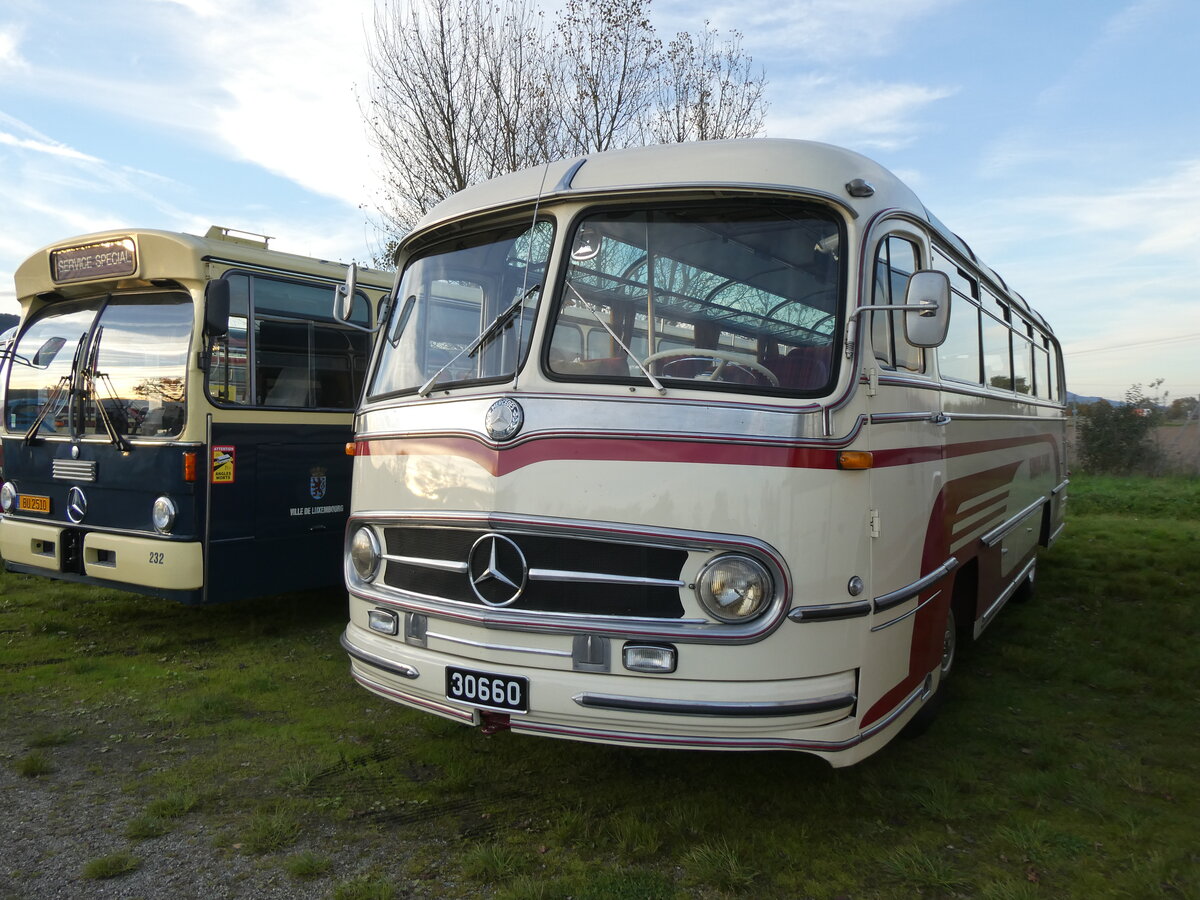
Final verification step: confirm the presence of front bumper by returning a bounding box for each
[0,517,202,591]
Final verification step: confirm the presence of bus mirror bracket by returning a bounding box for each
[204,279,230,338]
[902,270,951,348]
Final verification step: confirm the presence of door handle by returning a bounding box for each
[929,412,952,426]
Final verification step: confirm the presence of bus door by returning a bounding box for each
[858,233,953,729]
[201,273,370,603]
[204,419,354,603]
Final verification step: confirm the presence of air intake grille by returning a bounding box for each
[381,525,687,618]
[52,459,97,482]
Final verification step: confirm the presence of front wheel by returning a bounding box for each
[900,607,956,739]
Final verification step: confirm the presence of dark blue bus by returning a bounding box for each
[0,227,389,603]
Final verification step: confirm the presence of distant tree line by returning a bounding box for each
[1075,379,1199,475]
[362,0,769,251]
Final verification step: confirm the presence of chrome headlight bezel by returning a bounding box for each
[151,495,177,534]
[349,525,382,583]
[695,554,774,623]
[0,481,16,513]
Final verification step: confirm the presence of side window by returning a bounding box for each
[1011,325,1034,395]
[980,289,1014,391]
[871,236,923,373]
[207,273,371,409]
[1047,337,1063,402]
[208,274,251,404]
[1034,339,1051,400]
[936,257,982,384]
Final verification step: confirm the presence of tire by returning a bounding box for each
[900,607,956,739]
[1012,566,1037,603]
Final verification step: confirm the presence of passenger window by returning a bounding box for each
[871,236,923,373]
[207,273,371,409]
[937,260,981,384]
[1012,330,1034,395]
[979,288,1018,391]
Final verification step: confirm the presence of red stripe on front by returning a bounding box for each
[356,431,1059,477]
[357,434,844,477]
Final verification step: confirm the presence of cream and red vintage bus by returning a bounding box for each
[337,139,1067,766]
[0,226,390,604]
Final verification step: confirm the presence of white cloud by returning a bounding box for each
[0,130,100,163]
[0,23,27,69]
[4,1,379,208]
[174,0,381,206]
[657,0,960,64]
[766,75,955,149]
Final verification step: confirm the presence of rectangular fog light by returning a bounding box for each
[622,643,677,674]
[367,608,399,636]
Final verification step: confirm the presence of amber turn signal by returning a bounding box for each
[837,451,874,470]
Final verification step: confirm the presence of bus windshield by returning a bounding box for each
[369,220,551,397]
[5,293,193,439]
[549,201,843,394]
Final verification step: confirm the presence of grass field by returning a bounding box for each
[2,474,1198,898]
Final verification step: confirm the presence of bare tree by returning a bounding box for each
[365,0,491,234]
[653,24,767,144]
[477,0,560,175]
[553,0,660,154]
[363,0,769,245]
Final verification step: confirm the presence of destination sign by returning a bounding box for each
[50,238,137,284]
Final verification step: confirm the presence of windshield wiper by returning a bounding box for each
[565,281,665,395]
[418,283,541,397]
[81,326,131,451]
[23,333,87,444]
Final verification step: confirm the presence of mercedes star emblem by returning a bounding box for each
[484,397,524,442]
[66,486,88,524]
[467,533,528,607]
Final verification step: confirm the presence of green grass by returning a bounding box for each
[80,851,140,879]
[284,849,333,880]
[12,750,54,777]
[2,473,1198,896]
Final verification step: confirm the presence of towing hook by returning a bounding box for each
[479,711,511,735]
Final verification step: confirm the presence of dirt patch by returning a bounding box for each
[0,708,467,899]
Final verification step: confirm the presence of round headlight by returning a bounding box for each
[0,481,16,513]
[696,555,773,622]
[350,526,381,582]
[151,495,177,534]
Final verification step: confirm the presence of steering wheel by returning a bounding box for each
[643,348,780,387]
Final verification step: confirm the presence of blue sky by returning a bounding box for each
[2,0,1197,401]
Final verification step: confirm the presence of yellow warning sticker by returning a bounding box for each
[212,445,235,483]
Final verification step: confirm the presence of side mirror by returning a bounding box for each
[204,279,230,337]
[333,263,359,323]
[903,270,951,348]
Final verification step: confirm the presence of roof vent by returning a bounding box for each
[205,226,272,249]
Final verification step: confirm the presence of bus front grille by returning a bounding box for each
[379,525,687,619]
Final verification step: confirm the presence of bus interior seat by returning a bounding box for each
[766,345,830,390]
[265,367,311,406]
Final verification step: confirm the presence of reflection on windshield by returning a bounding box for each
[549,202,842,394]
[5,294,193,438]
[369,221,551,397]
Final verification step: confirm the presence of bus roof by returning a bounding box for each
[14,226,392,303]
[416,139,927,228]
